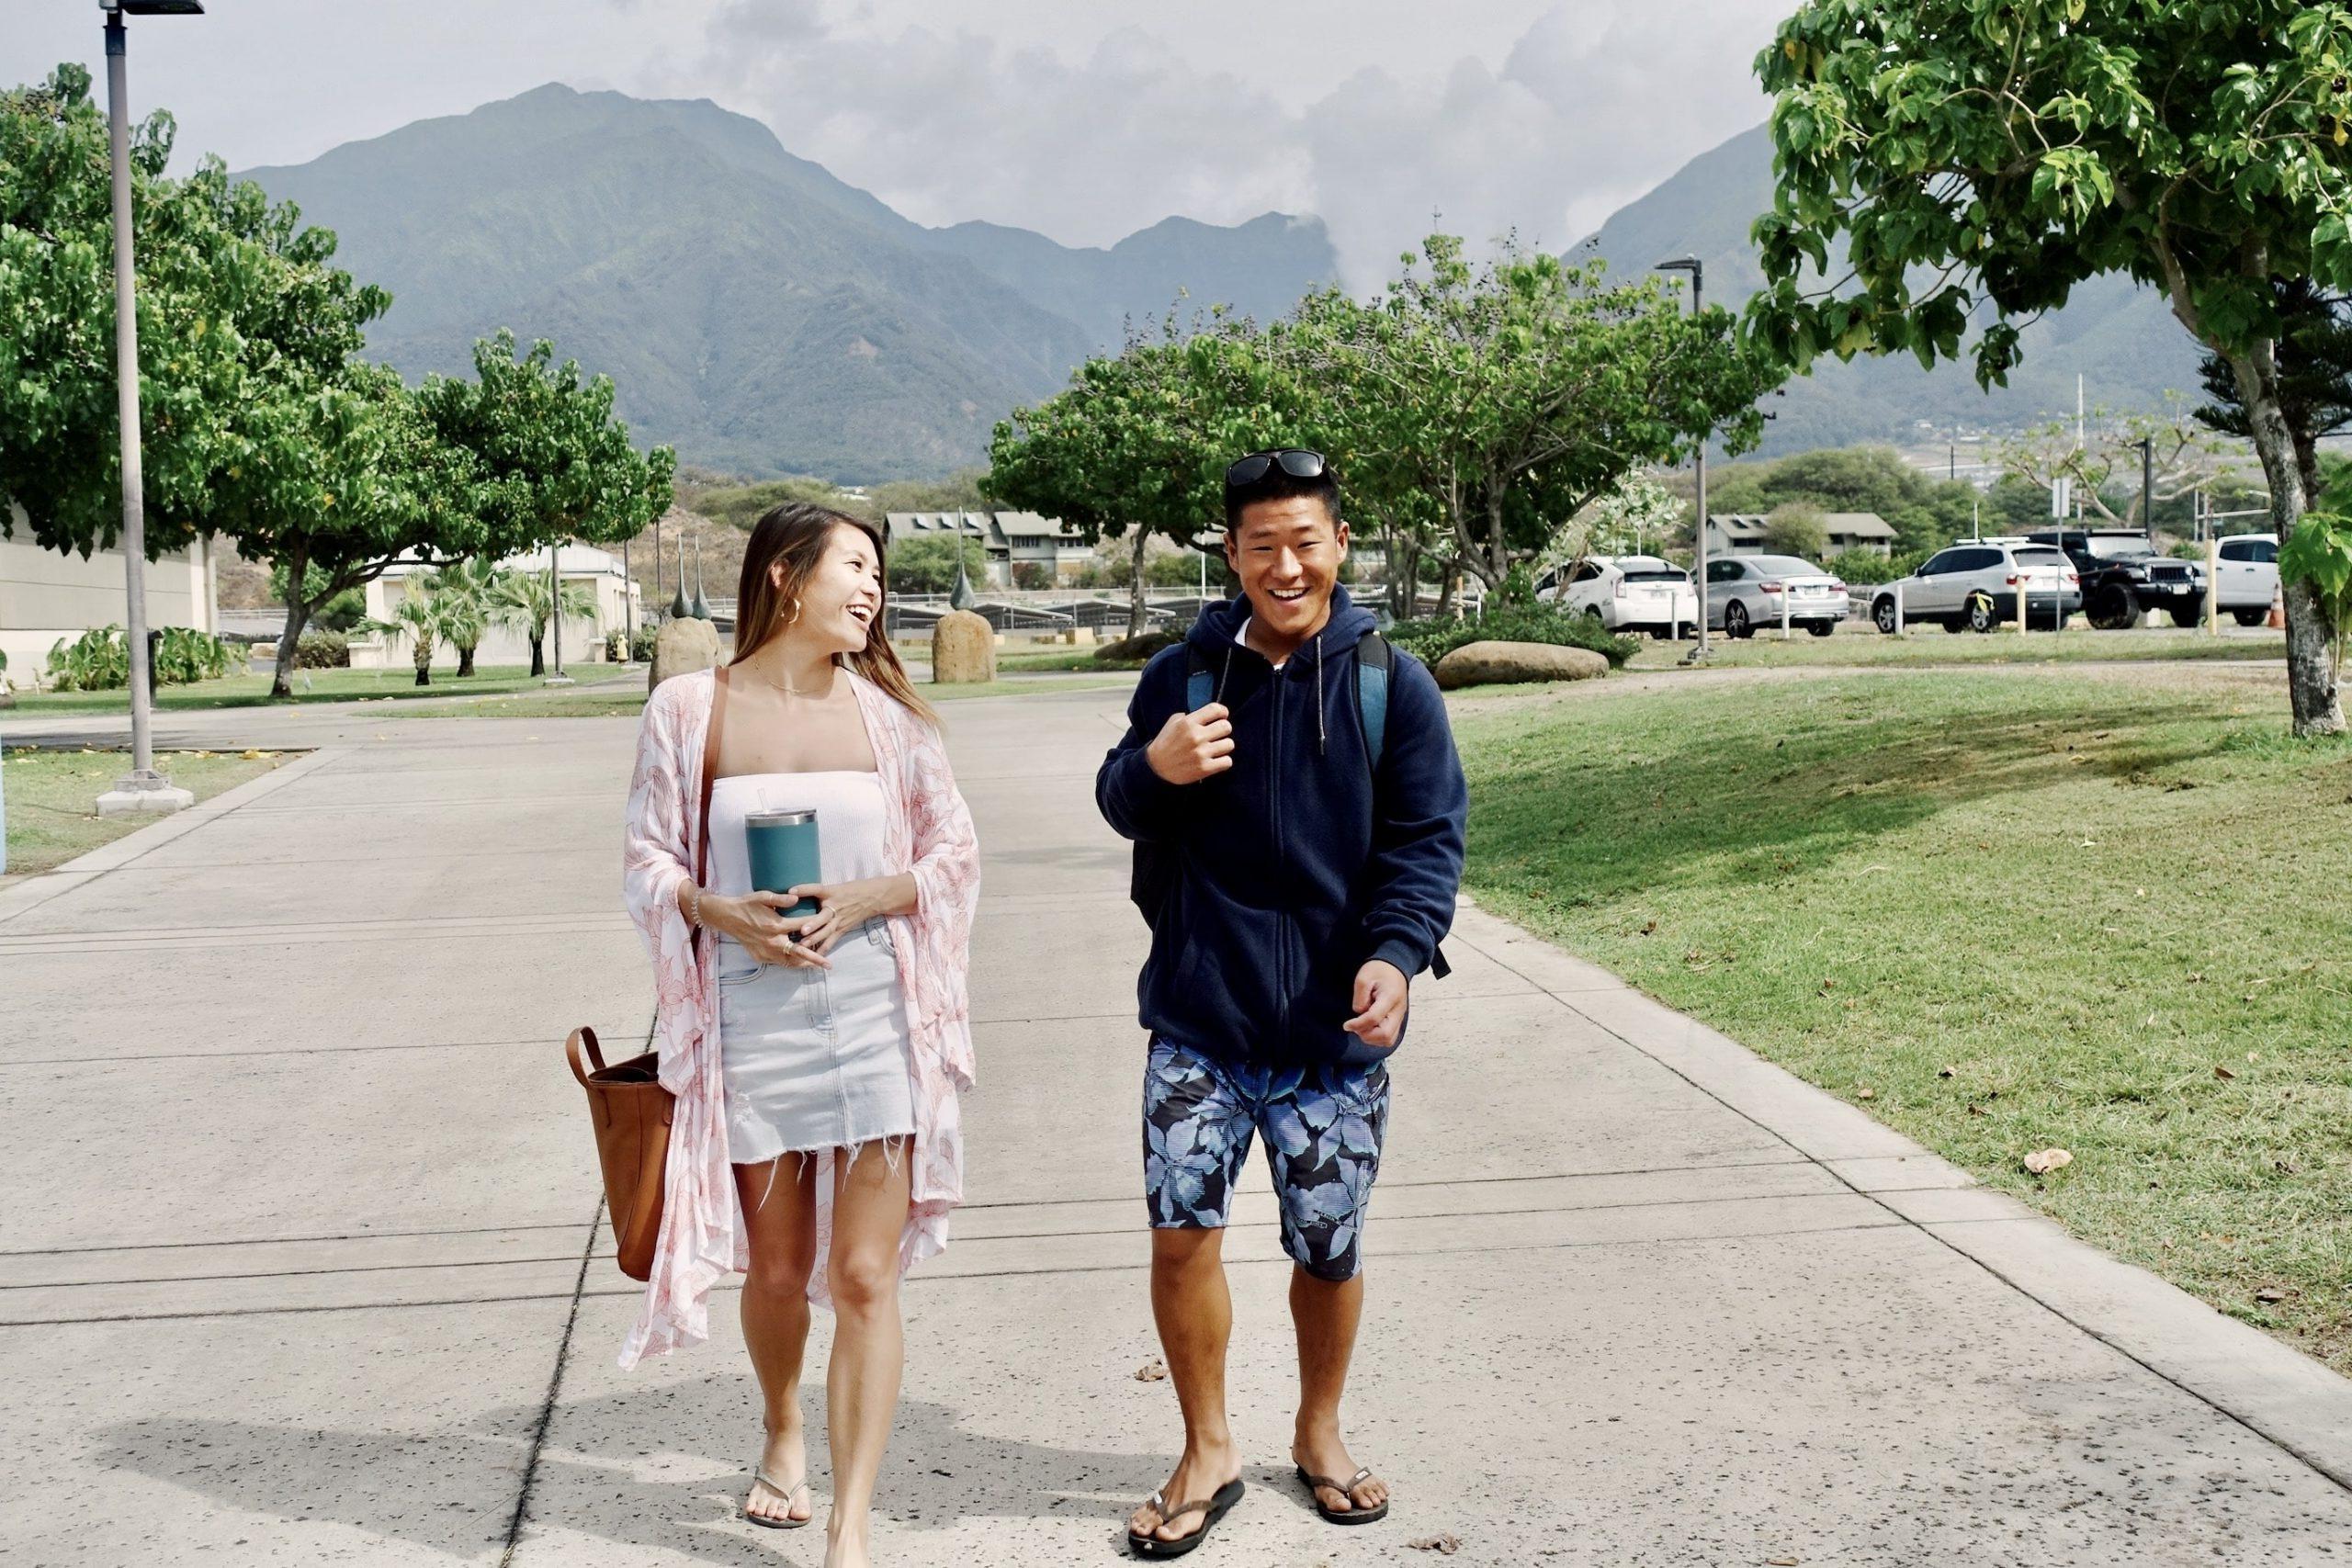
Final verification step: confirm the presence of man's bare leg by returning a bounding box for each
[1129,1227,1244,1544]
[1290,1266,1387,1517]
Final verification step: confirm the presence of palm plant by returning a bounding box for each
[361,577,447,686]
[493,562,597,677]
[435,557,502,677]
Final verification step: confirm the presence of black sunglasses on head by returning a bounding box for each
[1224,448,1328,489]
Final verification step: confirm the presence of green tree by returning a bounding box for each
[989,311,1277,637]
[1299,236,1778,604]
[1763,503,1829,560]
[492,562,595,678]
[888,534,991,594]
[1996,397,2242,532]
[1749,0,2352,733]
[365,577,447,687]
[2196,280,2352,505]
[432,556,506,676]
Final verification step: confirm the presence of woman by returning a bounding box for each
[621,502,980,1567]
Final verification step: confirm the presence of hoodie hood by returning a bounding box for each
[1186,586,1379,660]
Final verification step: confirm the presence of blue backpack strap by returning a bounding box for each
[1185,647,1214,714]
[1354,632,1392,772]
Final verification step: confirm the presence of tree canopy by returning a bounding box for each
[1748,0,2352,732]
[1,63,673,698]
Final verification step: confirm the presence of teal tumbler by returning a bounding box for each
[744,808,822,917]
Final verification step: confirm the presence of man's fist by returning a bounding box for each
[1145,702,1234,785]
[1342,959,1409,1049]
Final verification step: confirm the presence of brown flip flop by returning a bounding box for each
[1295,1464,1388,1525]
[1126,1478,1245,1557]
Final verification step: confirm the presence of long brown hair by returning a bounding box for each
[731,502,937,725]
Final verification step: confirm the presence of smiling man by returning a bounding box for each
[1096,449,1467,1557]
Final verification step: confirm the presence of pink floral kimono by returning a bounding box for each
[618,665,980,1369]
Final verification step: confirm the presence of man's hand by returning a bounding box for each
[1145,702,1234,785]
[1342,959,1409,1049]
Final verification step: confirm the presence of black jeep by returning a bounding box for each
[2025,529,2206,630]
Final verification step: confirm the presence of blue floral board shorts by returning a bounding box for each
[1142,1037,1392,1281]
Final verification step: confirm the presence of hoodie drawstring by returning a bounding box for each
[1314,636,1327,756]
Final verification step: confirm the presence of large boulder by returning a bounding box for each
[932,609,997,684]
[1433,639,1609,690]
[649,616,721,692]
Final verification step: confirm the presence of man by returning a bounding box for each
[1096,449,1467,1557]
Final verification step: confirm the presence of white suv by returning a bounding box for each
[2212,534,2279,626]
[1868,541,2082,633]
[1544,555,1700,638]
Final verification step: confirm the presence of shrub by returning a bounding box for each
[295,630,350,669]
[45,626,130,690]
[630,624,660,662]
[153,626,232,684]
[1387,604,1640,669]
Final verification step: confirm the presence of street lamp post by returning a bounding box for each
[1655,255,1709,662]
[545,540,572,685]
[96,0,204,818]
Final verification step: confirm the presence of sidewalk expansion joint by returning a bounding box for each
[499,1201,602,1568]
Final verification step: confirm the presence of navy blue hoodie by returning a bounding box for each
[1095,589,1468,1066]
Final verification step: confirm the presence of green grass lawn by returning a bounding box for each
[903,645,1152,673]
[1620,625,2286,671]
[6,663,635,714]
[1452,669,2352,1372]
[2,748,288,877]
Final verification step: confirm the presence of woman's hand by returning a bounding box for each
[701,890,831,969]
[785,874,918,955]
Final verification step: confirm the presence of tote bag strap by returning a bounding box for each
[695,663,729,887]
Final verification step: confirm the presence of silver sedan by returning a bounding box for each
[1703,554,1849,637]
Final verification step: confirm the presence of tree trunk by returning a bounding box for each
[413,659,430,687]
[456,643,476,678]
[2227,344,2344,735]
[529,632,546,678]
[269,598,305,700]
[1434,566,1458,620]
[1126,527,1151,640]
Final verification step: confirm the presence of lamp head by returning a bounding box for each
[1653,255,1701,275]
[103,1,209,13]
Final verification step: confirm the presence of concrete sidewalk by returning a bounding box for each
[3,684,2349,1566]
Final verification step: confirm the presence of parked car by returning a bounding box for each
[1544,555,1699,637]
[2211,533,2280,626]
[1703,554,1849,637]
[2024,528,2206,628]
[1866,541,2081,634]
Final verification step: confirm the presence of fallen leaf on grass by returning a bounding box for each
[1856,1087,1876,1101]
[1407,1535,1462,1554]
[1966,1104,1988,1117]
[2213,1065,2236,1081]
[1134,1359,1167,1382]
[2256,1286,2290,1304]
[1938,1066,1956,1078]
[2023,1148,2073,1176]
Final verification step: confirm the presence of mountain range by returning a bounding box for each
[1571,123,2207,457]
[238,85,2208,482]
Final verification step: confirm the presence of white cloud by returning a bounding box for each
[662,0,1785,288]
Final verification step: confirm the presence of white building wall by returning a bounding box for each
[1,501,216,683]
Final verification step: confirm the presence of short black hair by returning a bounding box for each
[1223,464,1340,533]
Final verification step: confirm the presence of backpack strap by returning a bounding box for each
[1354,632,1392,772]
[1184,646,1214,714]
[1351,632,1451,981]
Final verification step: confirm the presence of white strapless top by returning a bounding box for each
[707,771,888,898]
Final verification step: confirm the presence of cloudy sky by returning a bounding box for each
[13,0,1792,285]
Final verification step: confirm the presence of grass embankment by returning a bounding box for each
[1,748,288,877]
[6,664,628,714]
[1453,669,2352,1371]
[1621,625,2286,671]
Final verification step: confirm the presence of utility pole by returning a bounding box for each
[1656,255,1709,661]
[95,1,203,818]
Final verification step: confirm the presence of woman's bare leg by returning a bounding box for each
[820,1138,913,1568]
[734,1156,819,1525]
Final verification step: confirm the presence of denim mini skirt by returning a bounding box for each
[716,917,916,1168]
